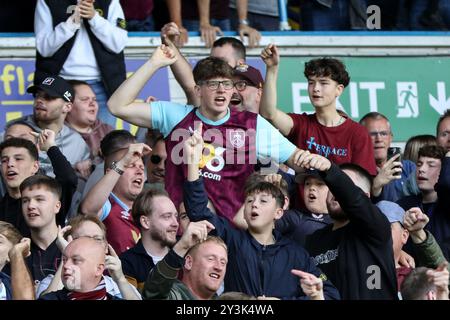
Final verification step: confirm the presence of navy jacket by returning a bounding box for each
[184,178,340,300]
[119,239,155,292]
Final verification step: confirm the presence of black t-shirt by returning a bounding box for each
[305,225,344,285]
[27,239,61,283]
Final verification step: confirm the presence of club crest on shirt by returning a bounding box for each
[228,129,245,149]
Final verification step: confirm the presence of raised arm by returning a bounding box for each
[165,0,189,47]
[236,0,261,48]
[183,123,232,239]
[105,244,142,300]
[33,130,78,225]
[403,207,449,272]
[161,24,199,105]
[107,45,177,127]
[322,164,392,244]
[197,0,223,48]
[371,154,402,197]
[80,143,151,217]
[260,44,294,136]
[286,148,331,173]
[8,238,35,300]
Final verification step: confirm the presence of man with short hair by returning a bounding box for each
[210,36,247,67]
[36,215,141,300]
[80,142,149,255]
[39,237,120,300]
[143,228,227,300]
[401,264,449,300]
[3,121,36,144]
[20,175,64,283]
[8,75,90,177]
[305,163,398,299]
[119,189,179,291]
[360,112,416,202]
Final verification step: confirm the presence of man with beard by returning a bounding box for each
[230,64,263,114]
[305,163,398,300]
[8,75,90,177]
[119,189,179,292]
[80,142,150,255]
[143,223,228,300]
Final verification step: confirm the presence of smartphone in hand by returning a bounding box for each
[387,147,402,176]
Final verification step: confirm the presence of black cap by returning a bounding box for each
[295,169,323,185]
[27,75,74,102]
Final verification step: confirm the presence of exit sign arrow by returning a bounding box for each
[429,82,450,114]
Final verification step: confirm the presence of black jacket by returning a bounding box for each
[306,164,398,300]
[119,239,155,292]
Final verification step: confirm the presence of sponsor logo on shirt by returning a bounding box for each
[306,137,348,158]
[313,248,339,266]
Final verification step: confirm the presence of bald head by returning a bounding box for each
[65,237,106,261]
[62,237,106,292]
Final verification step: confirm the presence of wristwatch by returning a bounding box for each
[239,19,249,26]
[110,161,124,175]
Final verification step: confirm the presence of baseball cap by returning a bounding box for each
[234,64,264,88]
[376,200,405,226]
[295,169,323,185]
[27,75,74,102]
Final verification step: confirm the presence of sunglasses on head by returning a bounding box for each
[150,155,162,164]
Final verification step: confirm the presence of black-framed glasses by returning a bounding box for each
[234,80,254,92]
[150,155,162,165]
[199,80,234,91]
